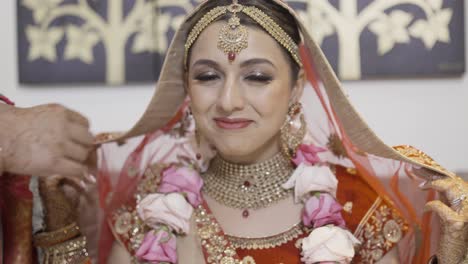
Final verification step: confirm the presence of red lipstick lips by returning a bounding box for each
[213,117,253,129]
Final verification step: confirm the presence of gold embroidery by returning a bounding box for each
[135,163,166,202]
[110,163,168,263]
[111,206,147,254]
[393,145,454,176]
[242,256,257,264]
[225,223,304,250]
[194,206,244,264]
[354,197,409,263]
[94,132,123,144]
[343,201,353,214]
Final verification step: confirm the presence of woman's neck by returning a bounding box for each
[217,134,282,164]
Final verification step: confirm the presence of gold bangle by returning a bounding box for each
[34,222,81,248]
[42,236,89,264]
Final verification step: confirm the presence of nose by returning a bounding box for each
[217,77,245,113]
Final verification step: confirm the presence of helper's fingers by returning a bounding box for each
[423,178,456,193]
[68,123,94,147]
[66,108,90,128]
[40,174,64,189]
[63,141,90,163]
[54,158,88,182]
[425,200,465,222]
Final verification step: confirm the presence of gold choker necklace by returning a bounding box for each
[225,223,305,250]
[202,153,294,211]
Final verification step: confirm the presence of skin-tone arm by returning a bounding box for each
[107,242,132,264]
[425,177,468,264]
[0,103,94,186]
[376,247,399,264]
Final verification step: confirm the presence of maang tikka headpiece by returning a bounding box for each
[184,0,303,67]
[218,0,248,62]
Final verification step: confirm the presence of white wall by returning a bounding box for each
[1,1,467,172]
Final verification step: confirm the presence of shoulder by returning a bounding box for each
[107,162,168,256]
[335,166,409,263]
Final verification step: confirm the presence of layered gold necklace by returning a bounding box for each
[202,153,294,214]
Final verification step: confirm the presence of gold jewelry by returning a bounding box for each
[202,153,294,210]
[34,222,81,247]
[41,236,89,264]
[280,102,307,160]
[451,177,468,213]
[218,1,248,62]
[184,1,302,67]
[194,205,243,264]
[225,223,305,250]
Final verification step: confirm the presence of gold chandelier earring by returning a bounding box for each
[280,102,307,160]
[188,106,201,147]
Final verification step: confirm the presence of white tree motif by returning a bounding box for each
[22,0,455,83]
[22,0,196,84]
[295,0,454,80]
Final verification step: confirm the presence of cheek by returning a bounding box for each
[188,84,217,113]
[252,82,291,118]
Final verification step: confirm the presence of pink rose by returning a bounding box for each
[302,193,345,228]
[136,229,177,263]
[137,193,193,234]
[158,165,204,207]
[293,144,326,166]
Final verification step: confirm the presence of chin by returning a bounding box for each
[213,140,259,161]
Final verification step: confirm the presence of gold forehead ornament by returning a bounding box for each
[184,1,302,67]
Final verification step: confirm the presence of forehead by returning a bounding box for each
[189,21,290,67]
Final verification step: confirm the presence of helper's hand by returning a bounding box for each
[424,177,468,264]
[0,103,94,186]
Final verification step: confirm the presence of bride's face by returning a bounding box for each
[187,21,303,163]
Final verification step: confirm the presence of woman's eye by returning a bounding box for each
[195,73,219,82]
[245,73,273,83]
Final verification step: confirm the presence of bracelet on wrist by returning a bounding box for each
[41,236,90,264]
[34,222,81,248]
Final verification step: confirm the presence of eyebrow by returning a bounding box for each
[191,58,276,69]
[240,58,276,69]
[191,59,220,69]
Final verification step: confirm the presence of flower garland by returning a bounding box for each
[135,142,360,264]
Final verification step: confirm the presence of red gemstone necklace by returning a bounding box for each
[201,153,294,218]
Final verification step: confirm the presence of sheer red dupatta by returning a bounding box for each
[298,41,438,263]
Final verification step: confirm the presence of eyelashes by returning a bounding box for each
[245,73,273,83]
[195,73,219,82]
[194,72,273,84]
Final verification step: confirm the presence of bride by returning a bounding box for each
[33,0,467,263]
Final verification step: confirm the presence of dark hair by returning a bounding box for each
[185,0,301,82]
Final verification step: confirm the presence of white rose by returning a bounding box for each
[137,193,193,234]
[301,226,360,264]
[282,164,338,203]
